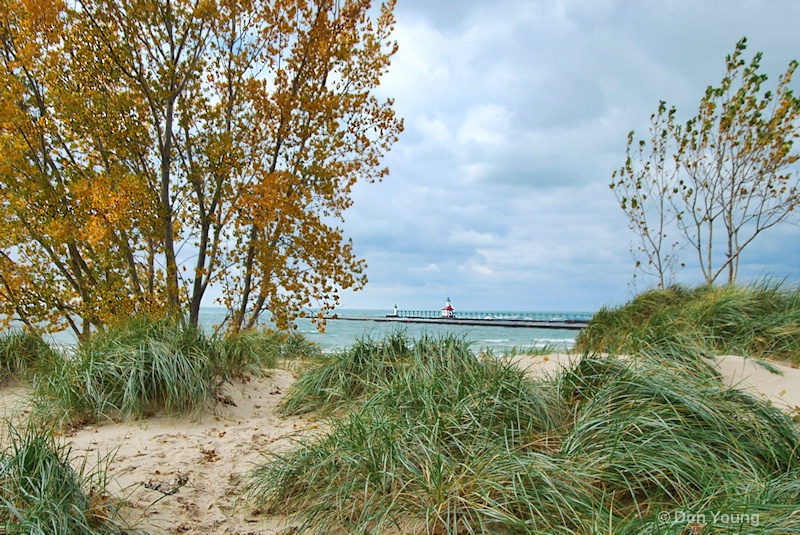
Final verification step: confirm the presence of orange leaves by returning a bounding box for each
[21,0,65,35]
[0,0,401,337]
[187,0,401,331]
[70,173,153,246]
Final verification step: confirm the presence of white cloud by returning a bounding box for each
[412,263,442,273]
[446,225,498,248]
[456,104,510,146]
[417,115,452,144]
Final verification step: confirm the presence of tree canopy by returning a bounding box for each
[612,38,800,288]
[0,0,402,338]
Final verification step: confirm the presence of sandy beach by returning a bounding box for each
[1,352,798,534]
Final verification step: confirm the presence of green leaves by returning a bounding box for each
[614,37,800,287]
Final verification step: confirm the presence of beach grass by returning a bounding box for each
[30,316,217,427]
[0,314,319,534]
[0,420,141,534]
[576,281,800,363]
[2,284,800,533]
[278,330,487,416]
[215,328,287,379]
[246,326,800,534]
[0,330,60,385]
[26,315,317,429]
[503,341,566,358]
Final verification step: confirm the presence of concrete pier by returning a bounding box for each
[328,314,590,330]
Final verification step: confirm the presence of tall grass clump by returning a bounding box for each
[248,337,577,533]
[281,331,322,361]
[215,328,297,379]
[577,281,800,363]
[246,332,800,534]
[0,421,142,534]
[0,330,59,384]
[561,355,800,500]
[31,316,218,427]
[278,330,508,417]
[279,330,456,415]
[30,315,314,428]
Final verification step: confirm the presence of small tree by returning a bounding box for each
[614,38,800,287]
[611,102,684,289]
[677,38,800,284]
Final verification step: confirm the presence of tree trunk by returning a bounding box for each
[161,99,181,314]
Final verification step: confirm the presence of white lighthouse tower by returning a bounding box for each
[441,297,455,318]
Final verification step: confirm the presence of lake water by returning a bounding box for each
[41,308,590,355]
[199,308,588,355]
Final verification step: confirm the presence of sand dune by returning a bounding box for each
[1,353,798,534]
[711,355,800,411]
[1,369,308,534]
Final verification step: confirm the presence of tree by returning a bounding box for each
[0,0,403,338]
[611,102,684,289]
[677,38,800,284]
[613,38,800,287]
[0,0,162,337]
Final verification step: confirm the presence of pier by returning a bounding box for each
[329,310,592,330]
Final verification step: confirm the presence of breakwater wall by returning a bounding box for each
[329,312,592,330]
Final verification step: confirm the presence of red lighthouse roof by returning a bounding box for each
[442,297,455,318]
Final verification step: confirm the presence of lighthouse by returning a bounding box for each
[441,297,455,318]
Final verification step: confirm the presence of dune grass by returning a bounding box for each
[215,328,288,379]
[27,315,316,429]
[0,314,316,533]
[0,330,59,385]
[3,287,800,533]
[30,316,218,427]
[0,420,141,535]
[278,330,488,416]
[576,281,800,363]
[246,330,800,534]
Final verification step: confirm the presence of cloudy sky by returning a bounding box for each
[336,0,800,313]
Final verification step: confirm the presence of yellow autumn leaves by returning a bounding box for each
[0,0,402,338]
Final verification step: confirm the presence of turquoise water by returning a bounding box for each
[43,308,589,355]
[200,308,587,355]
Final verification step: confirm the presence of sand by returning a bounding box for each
[0,369,310,535]
[512,353,799,410]
[0,353,798,534]
[710,355,800,412]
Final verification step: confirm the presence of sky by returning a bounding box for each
[334,0,800,313]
